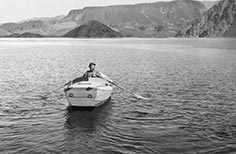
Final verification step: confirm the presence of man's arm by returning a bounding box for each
[95,71,102,78]
[95,71,113,82]
[83,71,88,78]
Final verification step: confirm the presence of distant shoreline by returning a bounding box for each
[0,37,235,39]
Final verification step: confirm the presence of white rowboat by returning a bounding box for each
[64,76,113,107]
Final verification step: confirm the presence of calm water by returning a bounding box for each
[0,38,236,154]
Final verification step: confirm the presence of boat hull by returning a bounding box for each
[64,77,113,107]
[66,96,112,107]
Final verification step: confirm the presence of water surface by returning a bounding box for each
[0,38,236,154]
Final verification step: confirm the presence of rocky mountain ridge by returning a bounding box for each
[1,32,44,38]
[200,0,219,9]
[63,20,122,38]
[62,0,207,37]
[179,0,236,37]
[0,0,219,37]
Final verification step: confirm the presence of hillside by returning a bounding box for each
[0,18,77,37]
[62,0,206,37]
[179,0,236,37]
[0,0,219,37]
[1,32,44,38]
[63,20,122,38]
[201,0,219,9]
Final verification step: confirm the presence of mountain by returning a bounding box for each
[201,0,219,9]
[0,18,77,36]
[1,32,44,38]
[179,0,236,37]
[0,20,45,35]
[19,15,65,23]
[0,0,216,37]
[63,0,206,37]
[63,20,122,38]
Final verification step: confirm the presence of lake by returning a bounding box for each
[0,38,236,154]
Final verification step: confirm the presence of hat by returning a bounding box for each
[89,62,96,67]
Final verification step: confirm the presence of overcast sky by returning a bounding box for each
[0,0,217,23]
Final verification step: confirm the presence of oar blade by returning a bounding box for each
[40,83,68,100]
[100,76,155,100]
[134,94,156,100]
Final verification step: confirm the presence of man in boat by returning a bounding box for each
[68,62,112,85]
[69,63,101,84]
[83,62,101,78]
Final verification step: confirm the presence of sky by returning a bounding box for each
[0,0,217,23]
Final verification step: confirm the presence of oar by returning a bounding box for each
[41,81,71,100]
[99,76,152,100]
[110,81,147,99]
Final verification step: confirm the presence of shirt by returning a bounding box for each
[83,70,101,78]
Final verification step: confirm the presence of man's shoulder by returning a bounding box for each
[85,70,93,73]
[95,70,101,74]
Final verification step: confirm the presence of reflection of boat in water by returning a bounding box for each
[64,75,113,108]
[64,101,112,130]
[63,103,112,153]
[65,108,98,130]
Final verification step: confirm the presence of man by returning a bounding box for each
[69,62,111,84]
[83,62,101,78]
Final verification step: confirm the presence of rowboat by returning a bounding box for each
[64,75,113,107]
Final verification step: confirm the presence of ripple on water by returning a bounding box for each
[0,38,236,154]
